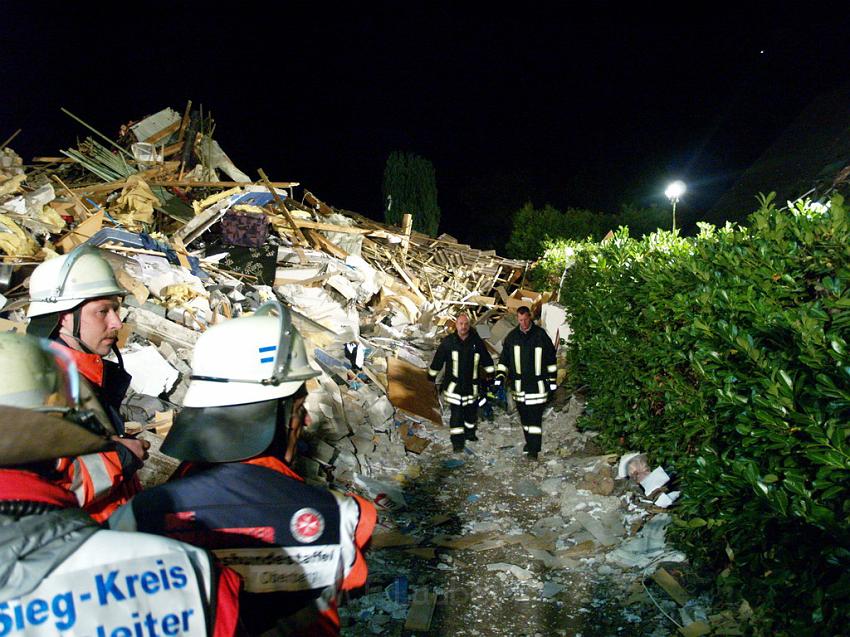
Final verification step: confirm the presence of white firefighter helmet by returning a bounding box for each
[163,300,318,462]
[0,333,113,465]
[27,245,127,318]
[182,299,319,408]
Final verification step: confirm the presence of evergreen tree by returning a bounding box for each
[382,151,441,236]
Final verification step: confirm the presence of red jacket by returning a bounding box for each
[52,342,142,522]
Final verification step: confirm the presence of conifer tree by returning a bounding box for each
[382,151,440,236]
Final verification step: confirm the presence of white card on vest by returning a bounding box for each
[213,545,341,593]
[0,553,206,637]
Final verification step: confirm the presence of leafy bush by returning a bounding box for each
[505,203,619,259]
[562,194,850,635]
[505,202,674,261]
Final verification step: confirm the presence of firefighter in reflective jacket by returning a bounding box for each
[26,245,149,522]
[0,333,240,637]
[495,306,558,459]
[110,300,377,637]
[428,312,495,452]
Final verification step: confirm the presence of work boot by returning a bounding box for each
[526,451,539,460]
[452,443,465,453]
[466,431,479,442]
[522,443,529,452]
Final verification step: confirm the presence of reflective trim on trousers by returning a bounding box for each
[450,427,465,435]
[527,426,542,434]
[443,391,480,406]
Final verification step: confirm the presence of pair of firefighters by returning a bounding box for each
[0,245,376,636]
[429,307,557,458]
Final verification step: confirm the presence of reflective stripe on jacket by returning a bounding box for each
[497,323,557,404]
[51,342,140,522]
[428,331,495,405]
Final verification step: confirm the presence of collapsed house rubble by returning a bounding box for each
[0,104,534,481]
[0,105,726,635]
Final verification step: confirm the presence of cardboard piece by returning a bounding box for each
[386,357,441,426]
[399,422,430,454]
[56,211,103,253]
[506,287,543,315]
[0,317,26,334]
[372,530,418,549]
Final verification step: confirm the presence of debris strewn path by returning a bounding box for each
[341,395,686,636]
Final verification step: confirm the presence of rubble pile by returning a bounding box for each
[0,104,536,486]
[340,396,721,636]
[1,106,716,634]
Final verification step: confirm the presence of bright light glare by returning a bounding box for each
[665,180,686,201]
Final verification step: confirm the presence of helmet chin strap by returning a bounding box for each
[57,307,124,369]
[58,307,96,355]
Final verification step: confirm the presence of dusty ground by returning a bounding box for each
[340,396,693,636]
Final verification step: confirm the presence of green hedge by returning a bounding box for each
[559,195,850,635]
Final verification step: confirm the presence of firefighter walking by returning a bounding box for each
[495,306,558,459]
[428,312,495,452]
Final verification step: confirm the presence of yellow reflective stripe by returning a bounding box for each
[514,380,522,393]
[546,364,557,373]
[528,426,542,434]
[513,346,521,373]
[464,422,476,429]
[535,347,542,376]
[497,363,508,373]
[483,365,495,374]
[450,427,465,434]
[428,368,438,377]
[451,351,459,378]
[70,459,86,506]
[538,380,545,395]
[473,353,480,380]
[446,381,457,396]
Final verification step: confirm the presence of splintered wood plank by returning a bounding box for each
[404,591,438,632]
[652,567,690,605]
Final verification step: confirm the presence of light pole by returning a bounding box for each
[665,180,686,232]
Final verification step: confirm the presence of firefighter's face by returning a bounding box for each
[61,296,123,356]
[455,314,470,339]
[517,311,532,332]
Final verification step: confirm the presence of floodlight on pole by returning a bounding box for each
[665,180,686,231]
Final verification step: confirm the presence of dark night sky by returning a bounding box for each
[2,5,849,249]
